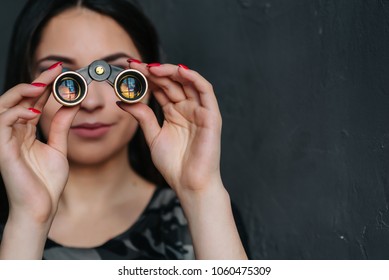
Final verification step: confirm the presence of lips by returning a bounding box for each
[70,122,112,138]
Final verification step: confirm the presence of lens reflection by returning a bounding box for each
[118,76,143,100]
[57,78,80,101]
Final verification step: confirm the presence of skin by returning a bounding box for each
[33,8,155,246]
[0,7,247,259]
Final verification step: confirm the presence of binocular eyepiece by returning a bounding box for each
[52,60,148,106]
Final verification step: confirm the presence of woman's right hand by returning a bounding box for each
[0,63,79,230]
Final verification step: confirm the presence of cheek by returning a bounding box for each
[118,111,139,140]
[40,95,62,138]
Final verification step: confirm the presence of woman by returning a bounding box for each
[0,0,247,259]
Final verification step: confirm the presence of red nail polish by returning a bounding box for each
[116,101,126,111]
[147,62,161,68]
[28,108,41,114]
[127,58,142,64]
[31,82,47,87]
[178,64,189,70]
[48,61,63,70]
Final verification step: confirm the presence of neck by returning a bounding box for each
[61,149,141,211]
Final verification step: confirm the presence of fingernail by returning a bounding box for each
[28,108,41,114]
[127,58,142,64]
[48,61,63,70]
[116,101,127,111]
[178,64,189,70]
[147,62,161,68]
[31,82,47,87]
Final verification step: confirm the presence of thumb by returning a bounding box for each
[47,105,79,155]
[116,101,161,148]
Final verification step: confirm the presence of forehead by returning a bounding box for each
[34,7,141,65]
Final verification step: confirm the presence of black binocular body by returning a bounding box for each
[52,60,148,106]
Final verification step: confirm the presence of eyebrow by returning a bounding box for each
[35,52,134,65]
[102,53,134,62]
[35,55,74,65]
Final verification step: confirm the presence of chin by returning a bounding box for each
[67,145,128,167]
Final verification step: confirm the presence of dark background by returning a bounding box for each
[1,0,389,259]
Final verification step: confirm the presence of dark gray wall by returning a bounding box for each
[1,0,389,259]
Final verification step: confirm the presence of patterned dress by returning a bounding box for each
[0,187,195,260]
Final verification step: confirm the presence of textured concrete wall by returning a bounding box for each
[1,0,389,259]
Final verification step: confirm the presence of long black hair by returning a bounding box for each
[0,0,166,224]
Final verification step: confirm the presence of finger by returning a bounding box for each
[152,89,170,107]
[29,90,51,127]
[0,83,47,113]
[147,63,219,111]
[179,82,201,104]
[46,105,79,155]
[30,62,63,109]
[0,106,41,144]
[177,66,219,111]
[116,101,161,148]
[135,63,203,105]
[33,87,51,113]
[31,61,63,86]
[149,63,202,104]
[129,62,187,103]
[0,62,63,112]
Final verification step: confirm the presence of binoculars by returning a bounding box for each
[52,60,148,106]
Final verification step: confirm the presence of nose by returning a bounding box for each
[79,81,109,112]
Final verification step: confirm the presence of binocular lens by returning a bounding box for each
[53,72,87,106]
[57,78,81,101]
[52,63,147,106]
[115,70,147,103]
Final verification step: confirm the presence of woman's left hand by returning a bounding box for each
[118,62,223,195]
[118,61,247,260]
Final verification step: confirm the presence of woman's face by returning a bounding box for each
[34,7,143,165]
